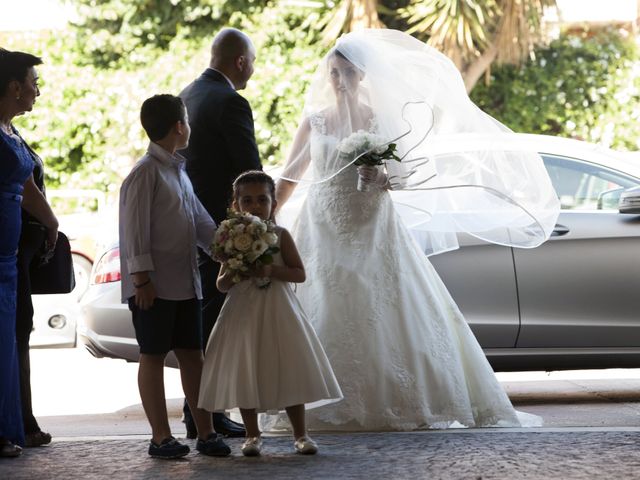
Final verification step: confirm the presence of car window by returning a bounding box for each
[542,155,640,210]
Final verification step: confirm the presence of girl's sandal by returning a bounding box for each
[294,436,318,455]
[241,436,263,456]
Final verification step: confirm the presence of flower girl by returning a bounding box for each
[198,170,342,456]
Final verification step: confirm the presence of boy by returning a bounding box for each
[119,94,230,458]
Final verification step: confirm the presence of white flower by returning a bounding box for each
[262,232,278,245]
[245,213,261,223]
[338,138,355,154]
[233,223,246,234]
[224,239,234,254]
[338,130,386,157]
[233,233,253,252]
[253,220,267,234]
[338,130,367,154]
[372,135,387,154]
[246,222,257,235]
[251,239,268,257]
[228,258,243,270]
[225,218,238,229]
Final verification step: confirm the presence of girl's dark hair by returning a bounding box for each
[232,170,276,202]
[0,48,43,96]
[140,94,186,141]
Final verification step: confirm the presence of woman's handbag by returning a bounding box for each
[29,231,76,295]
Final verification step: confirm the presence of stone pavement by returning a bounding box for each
[10,349,640,479]
[2,429,640,479]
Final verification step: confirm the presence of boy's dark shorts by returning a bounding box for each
[128,297,203,355]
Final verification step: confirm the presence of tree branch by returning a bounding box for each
[462,43,498,93]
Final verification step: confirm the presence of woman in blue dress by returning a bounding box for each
[0,49,58,458]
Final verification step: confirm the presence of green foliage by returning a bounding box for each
[5,6,640,203]
[1,2,325,196]
[1,30,128,193]
[68,0,270,68]
[67,0,327,163]
[401,0,499,50]
[378,0,412,31]
[242,4,325,163]
[470,28,640,150]
[1,32,204,194]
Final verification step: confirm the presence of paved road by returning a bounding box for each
[3,429,640,479]
[3,347,640,479]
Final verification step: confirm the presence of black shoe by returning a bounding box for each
[24,430,52,448]
[0,439,22,458]
[213,413,246,438]
[148,436,190,459]
[184,419,197,440]
[196,433,231,457]
[182,400,197,440]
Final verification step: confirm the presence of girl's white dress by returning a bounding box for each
[198,227,343,413]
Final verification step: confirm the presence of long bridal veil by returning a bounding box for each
[277,29,560,254]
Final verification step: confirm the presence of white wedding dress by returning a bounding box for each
[267,113,541,431]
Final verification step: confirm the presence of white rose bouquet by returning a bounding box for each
[211,210,280,288]
[336,130,400,191]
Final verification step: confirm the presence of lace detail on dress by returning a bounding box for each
[367,115,378,133]
[309,113,327,135]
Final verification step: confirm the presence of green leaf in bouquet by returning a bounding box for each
[260,254,274,265]
[354,155,381,167]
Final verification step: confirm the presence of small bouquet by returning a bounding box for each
[211,210,280,288]
[336,130,400,191]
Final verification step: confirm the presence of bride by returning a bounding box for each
[271,29,559,431]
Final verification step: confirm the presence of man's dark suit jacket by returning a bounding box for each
[179,68,261,224]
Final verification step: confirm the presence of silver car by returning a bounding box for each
[78,135,640,371]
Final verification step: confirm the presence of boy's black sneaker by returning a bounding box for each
[196,433,231,457]
[148,436,190,459]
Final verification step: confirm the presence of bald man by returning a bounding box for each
[179,28,261,438]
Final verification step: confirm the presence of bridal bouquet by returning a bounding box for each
[211,210,279,288]
[336,130,400,191]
